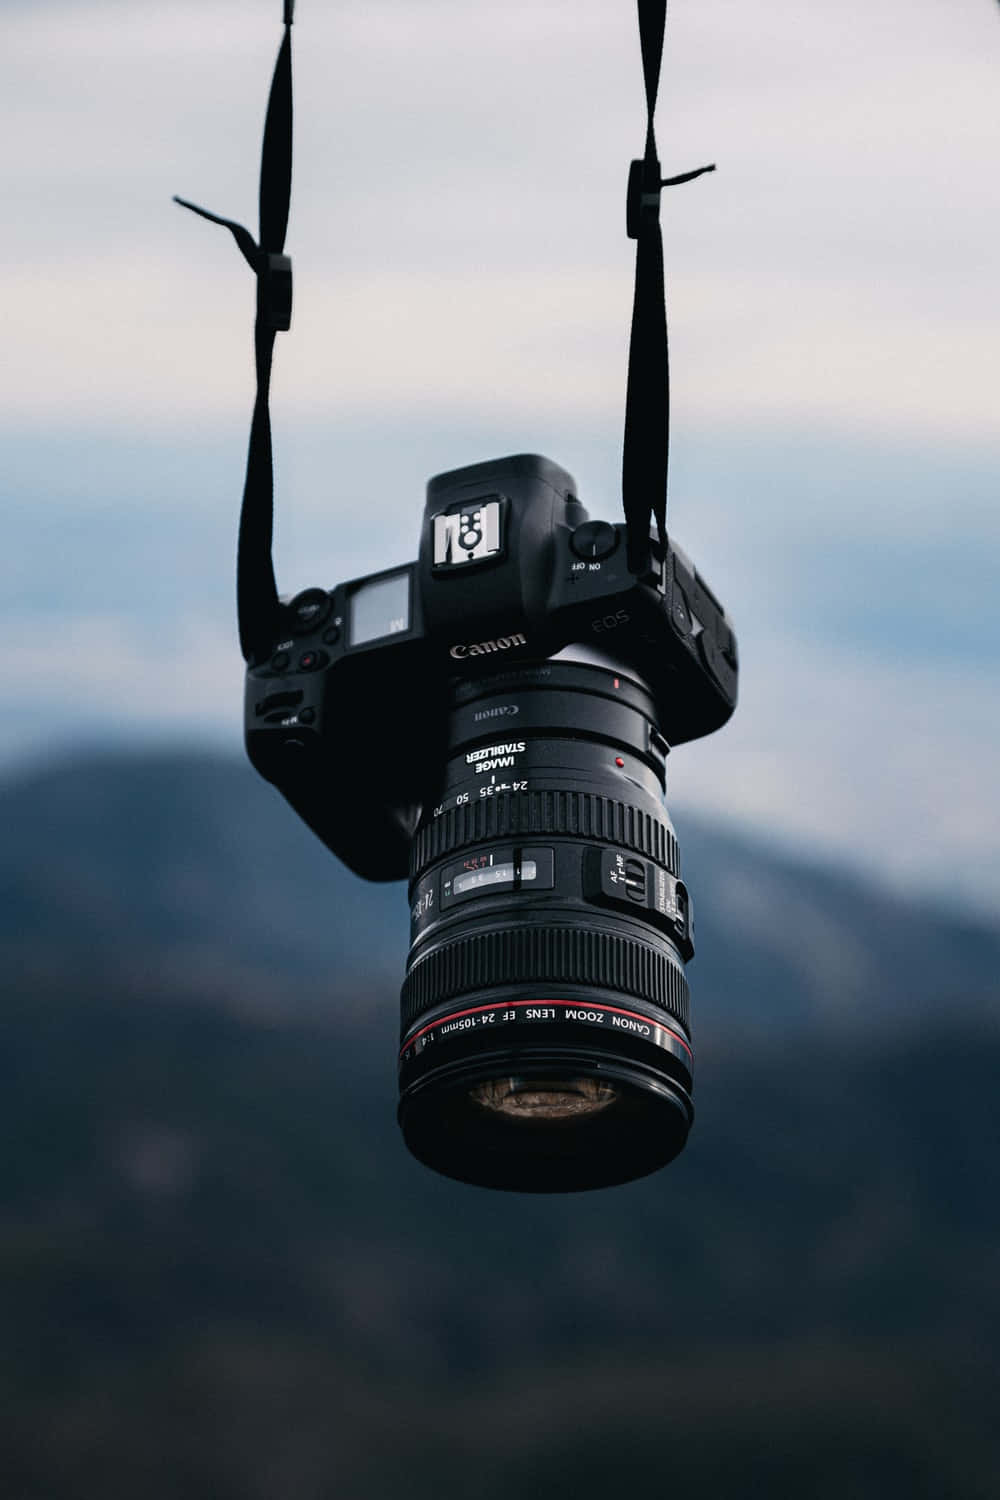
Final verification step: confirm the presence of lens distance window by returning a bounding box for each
[442,846,554,909]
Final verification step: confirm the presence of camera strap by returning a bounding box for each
[173,2,712,642]
[174,2,295,664]
[623,0,714,577]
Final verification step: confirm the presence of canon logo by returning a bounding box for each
[473,704,520,722]
[449,632,527,660]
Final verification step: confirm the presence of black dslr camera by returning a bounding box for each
[246,453,737,1190]
[178,3,739,1191]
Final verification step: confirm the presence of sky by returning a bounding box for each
[3,0,999,915]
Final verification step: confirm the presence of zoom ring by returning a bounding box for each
[410,791,679,882]
[400,925,690,1035]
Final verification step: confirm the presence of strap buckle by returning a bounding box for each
[626,157,661,241]
[260,252,293,331]
[627,158,717,240]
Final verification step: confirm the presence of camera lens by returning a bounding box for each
[398,656,695,1192]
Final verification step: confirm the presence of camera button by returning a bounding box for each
[299,707,316,725]
[289,588,332,634]
[270,650,291,672]
[697,632,725,685]
[718,623,738,668]
[298,650,328,672]
[322,624,341,645]
[570,521,618,561]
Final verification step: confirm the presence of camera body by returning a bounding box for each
[244,453,737,881]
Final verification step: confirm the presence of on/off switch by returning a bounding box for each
[570,520,619,561]
[584,847,695,960]
[588,848,650,906]
[624,858,646,901]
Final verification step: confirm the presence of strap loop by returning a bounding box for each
[622,1,715,579]
[627,158,717,240]
[625,157,661,242]
[174,5,294,662]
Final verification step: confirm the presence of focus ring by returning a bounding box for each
[400,925,690,1035]
[410,791,679,882]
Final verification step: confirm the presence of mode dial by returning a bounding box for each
[288,588,332,634]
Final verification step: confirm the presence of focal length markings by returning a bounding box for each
[431,780,529,818]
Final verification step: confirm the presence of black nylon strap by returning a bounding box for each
[174,4,295,663]
[623,0,714,578]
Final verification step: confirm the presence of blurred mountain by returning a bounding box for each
[2,749,999,1498]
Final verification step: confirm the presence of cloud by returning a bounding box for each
[3,1,998,917]
[3,413,998,914]
[3,0,998,439]
[669,634,1000,916]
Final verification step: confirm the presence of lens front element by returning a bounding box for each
[471,1075,618,1121]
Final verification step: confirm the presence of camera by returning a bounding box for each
[245,453,737,1191]
[175,4,739,1192]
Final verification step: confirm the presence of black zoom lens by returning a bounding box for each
[398,657,695,1192]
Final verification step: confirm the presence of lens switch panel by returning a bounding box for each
[585,847,693,960]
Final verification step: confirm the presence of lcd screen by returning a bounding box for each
[349,571,410,646]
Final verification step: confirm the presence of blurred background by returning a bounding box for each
[3,1,999,1495]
